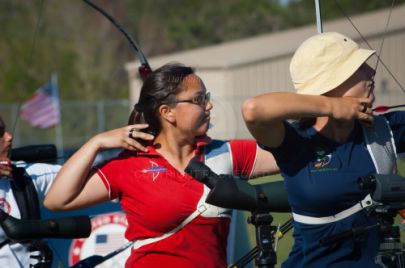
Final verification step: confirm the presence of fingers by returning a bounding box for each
[127,124,154,140]
[128,129,154,141]
[358,109,374,123]
[0,163,13,178]
[126,139,149,152]
[359,103,368,113]
[357,97,372,106]
[357,99,374,126]
[94,123,154,151]
[128,124,149,130]
[330,97,374,123]
[357,97,373,112]
[126,124,154,152]
[128,127,140,139]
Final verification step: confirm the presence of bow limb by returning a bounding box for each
[10,0,45,139]
[82,0,152,81]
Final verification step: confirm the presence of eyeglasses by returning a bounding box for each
[174,92,211,106]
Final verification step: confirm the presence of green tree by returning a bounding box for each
[0,0,403,103]
[280,0,405,28]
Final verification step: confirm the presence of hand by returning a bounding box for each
[329,97,374,125]
[0,161,13,178]
[29,241,53,268]
[92,124,154,152]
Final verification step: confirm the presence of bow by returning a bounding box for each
[9,0,46,136]
[3,1,152,266]
[10,0,152,157]
[331,0,405,112]
[82,0,152,81]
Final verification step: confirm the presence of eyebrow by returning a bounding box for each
[193,90,206,96]
[182,89,206,98]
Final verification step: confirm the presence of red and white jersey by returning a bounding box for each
[96,138,257,268]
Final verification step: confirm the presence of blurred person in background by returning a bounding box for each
[44,63,279,268]
[242,32,405,267]
[0,115,61,268]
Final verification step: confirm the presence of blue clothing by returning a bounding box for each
[263,112,405,268]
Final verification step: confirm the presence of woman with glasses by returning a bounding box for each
[242,32,405,267]
[44,63,278,268]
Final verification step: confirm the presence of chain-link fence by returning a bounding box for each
[0,99,131,159]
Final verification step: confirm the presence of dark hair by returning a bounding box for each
[128,63,195,135]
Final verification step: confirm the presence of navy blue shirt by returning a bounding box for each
[263,111,405,268]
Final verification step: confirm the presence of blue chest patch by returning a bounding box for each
[311,147,336,172]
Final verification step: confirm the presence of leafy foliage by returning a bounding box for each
[0,0,403,102]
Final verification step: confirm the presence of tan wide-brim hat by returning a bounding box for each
[290,32,375,95]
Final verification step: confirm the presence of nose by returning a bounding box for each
[370,93,375,103]
[205,99,213,111]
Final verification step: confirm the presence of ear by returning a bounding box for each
[159,104,176,124]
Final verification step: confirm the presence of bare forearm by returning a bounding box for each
[242,92,331,148]
[44,124,154,210]
[44,137,101,209]
[242,92,373,148]
[242,92,332,125]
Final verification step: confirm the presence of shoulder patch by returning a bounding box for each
[205,140,229,159]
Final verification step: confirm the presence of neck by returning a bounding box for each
[153,129,197,172]
[313,117,355,143]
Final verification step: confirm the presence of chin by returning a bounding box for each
[194,124,209,136]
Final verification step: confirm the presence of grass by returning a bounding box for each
[240,160,405,268]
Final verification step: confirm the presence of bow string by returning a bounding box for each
[333,0,405,112]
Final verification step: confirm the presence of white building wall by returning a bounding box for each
[126,5,405,140]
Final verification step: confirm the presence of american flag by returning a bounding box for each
[20,75,61,129]
[94,233,126,256]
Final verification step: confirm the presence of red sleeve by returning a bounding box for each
[95,153,130,200]
[229,139,257,177]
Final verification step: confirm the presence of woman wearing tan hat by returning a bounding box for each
[242,32,405,267]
